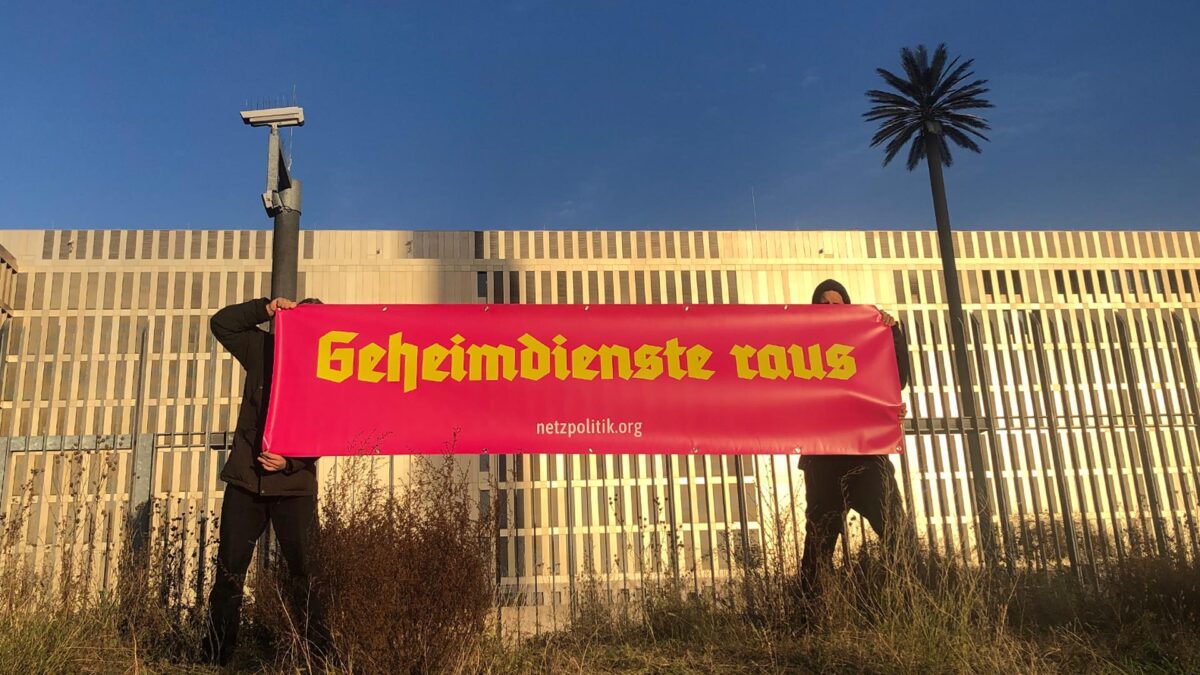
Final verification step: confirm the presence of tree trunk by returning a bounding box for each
[923,133,999,565]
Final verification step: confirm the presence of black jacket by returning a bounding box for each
[211,298,318,496]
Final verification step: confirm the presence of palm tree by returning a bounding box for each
[864,44,999,563]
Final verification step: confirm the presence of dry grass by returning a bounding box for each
[249,454,496,673]
[1,451,1199,673]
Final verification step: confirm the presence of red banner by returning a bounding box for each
[262,304,903,456]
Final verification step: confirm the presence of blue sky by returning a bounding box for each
[1,1,1197,231]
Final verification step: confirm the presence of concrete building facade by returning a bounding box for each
[1,228,1198,625]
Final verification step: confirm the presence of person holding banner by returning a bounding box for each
[798,279,914,597]
[202,296,329,666]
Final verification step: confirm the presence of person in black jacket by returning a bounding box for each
[202,296,327,665]
[798,279,914,596]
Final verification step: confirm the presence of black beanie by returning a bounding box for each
[811,279,850,304]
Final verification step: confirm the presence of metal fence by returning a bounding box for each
[1,308,1198,635]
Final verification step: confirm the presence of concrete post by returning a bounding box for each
[129,433,156,553]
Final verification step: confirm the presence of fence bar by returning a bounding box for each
[785,460,804,578]
[1153,315,1200,560]
[920,312,959,560]
[1020,312,1070,570]
[896,320,920,545]
[665,455,680,586]
[564,457,574,629]
[1063,316,1120,567]
[1029,314,1082,578]
[716,455,736,598]
[1114,315,1169,557]
[733,454,752,601]
[940,315,977,563]
[1169,313,1200,515]
[1131,317,1185,557]
[0,438,8,507]
[701,454,718,601]
[1095,315,1143,557]
[1001,313,1048,571]
[1049,316,1100,580]
[1141,316,1197,558]
[908,312,948,558]
[970,314,1015,569]
[988,315,1034,567]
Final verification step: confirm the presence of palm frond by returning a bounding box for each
[870,117,919,148]
[864,90,917,108]
[904,132,927,171]
[942,125,983,154]
[942,113,992,138]
[932,58,972,101]
[929,47,950,89]
[875,68,922,101]
[940,136,956,166]
[882,124,920,167]
[865,43,992,170]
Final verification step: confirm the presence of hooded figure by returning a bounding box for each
[203,297,330,665]
[799,279,914,596]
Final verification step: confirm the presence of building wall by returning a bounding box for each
[2,228,1196,438]
[0,243,16,332]
[1,228,1199,614]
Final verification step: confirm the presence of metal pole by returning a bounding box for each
[923,134,997,565]
[260,136,301,569]
[271,178,302,302]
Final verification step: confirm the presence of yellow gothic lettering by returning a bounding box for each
[825,343,857,380]
[633,344,664,380]
[386,333,420,392]
[422,342,450,382]
[664,338,688,380]
[552,335,570,380]
[730,344,758,379]
[597,344,633,380]
[467,343,518,381]
[756,344,790,380]
[686,344,715,380]
[448,334,467,381]
[788,344,827,380]
[316,331,358,383]
[358,342,387,383]
[572,345,599,380]
[518,333,551,381]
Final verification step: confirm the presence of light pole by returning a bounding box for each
[240,106,305,302]
[239,105,304,569]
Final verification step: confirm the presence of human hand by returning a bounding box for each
[266,298,297,317]
[877,308,898,327]
[258,451,287,472]
[899,402,908,421]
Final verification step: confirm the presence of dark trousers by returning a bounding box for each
[799,455,911,594]
[204,484,326,665]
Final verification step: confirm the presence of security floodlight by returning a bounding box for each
[240,103,304,286]
[240,105,305,217]
[240,106,305,128]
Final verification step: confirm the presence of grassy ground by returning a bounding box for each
[5,556,1196,674]
[3,455,1198,673]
